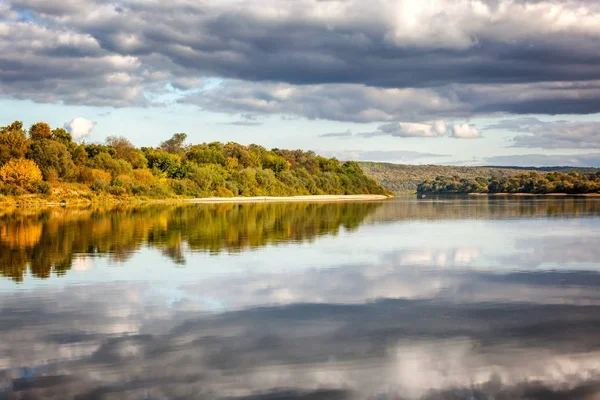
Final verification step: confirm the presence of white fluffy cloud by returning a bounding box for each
[357,120,480,139]
[64,118,96,141]
[450,123,481,139]
[395,121,448,137]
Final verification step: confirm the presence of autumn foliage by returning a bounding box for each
[0,120,390,200]
[0,159,43,190]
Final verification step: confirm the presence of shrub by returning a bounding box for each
[0,159,43,190]
[187,164,227,193]
[35,181,52,195]
[216,186,234,197]
[170,178,199,196]
[88,152,133,177]
[78,168,112,186]
[108,186,127,196]
[147,181,173,198]
[90,180,109,192]
[132,169,157,185]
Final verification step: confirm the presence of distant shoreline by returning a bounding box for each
[186,194,391,203]
[0,194,393,207]
[467,193,600,197]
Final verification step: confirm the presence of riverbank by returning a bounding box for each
[467,192,600,197]
[0,193,393,207]
[187,194,391,203]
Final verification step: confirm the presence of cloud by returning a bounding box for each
[318,149,446,163]
[360,121,448,138]
[486,118,600,148]
[484,117,545,131]
[484,153,600,167]
[319,130,353,138]
[64,117,96,140]
[182,79,600,123]
[222,113,263,126]
[181,81,462,123]
[450,123,481,139]
[5,278,600,399]
[0,0,600,119]
[356,120,480,139]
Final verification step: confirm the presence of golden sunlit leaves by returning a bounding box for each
[0,159,43,189]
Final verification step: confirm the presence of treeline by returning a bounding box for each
[0,121,389,201]
[417,172,600,195]
[358,162,542,193]
[359,162,600,193]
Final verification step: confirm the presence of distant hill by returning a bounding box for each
[358,162,600,193]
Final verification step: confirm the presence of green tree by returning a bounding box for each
[0,121,29,165]
[51,128,73,146]
[144,148,184,178]
[186,144,226,165]
[28,139,75,180]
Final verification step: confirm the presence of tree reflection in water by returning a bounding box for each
[0,202,382,282]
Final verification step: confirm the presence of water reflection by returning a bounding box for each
[1,198,600,399]
[0,202,381,282]
[368,196,600,222]
[3,281,600,399]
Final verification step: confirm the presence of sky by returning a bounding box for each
[1,0,600,167]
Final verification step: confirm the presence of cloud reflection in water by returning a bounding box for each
[1,198,600,398]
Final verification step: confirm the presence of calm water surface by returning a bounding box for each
[1,198,600,399]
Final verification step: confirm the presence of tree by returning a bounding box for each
[186,144,226,165]
[106,136,147,168]
[28,139,75,180]
[71,144,88,165]
[0,159,43,189]
[29,122,53,141]
[0,121,29,165]
[144,148,184,178]
[52,128,73,146]
[160,133,187,154]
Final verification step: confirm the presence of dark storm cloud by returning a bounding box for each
[180,80,600,123]
[2,0,600,120]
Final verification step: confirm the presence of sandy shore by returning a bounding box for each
[187,194,392,203]
[0,194,393,207]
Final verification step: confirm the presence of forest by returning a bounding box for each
[0,121,389,202]
[417,171,600,195]
[359,162,600,193]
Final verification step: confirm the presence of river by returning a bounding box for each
[1,197,600,399]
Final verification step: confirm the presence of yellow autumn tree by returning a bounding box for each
[0,159,43,189]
